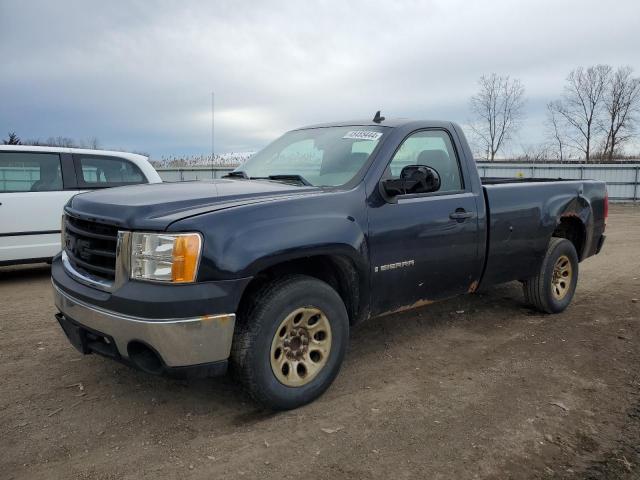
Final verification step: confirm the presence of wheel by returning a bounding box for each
[231,275,349,410]
[523,237,579,313]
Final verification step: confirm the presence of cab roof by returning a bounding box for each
[292,118,456,131]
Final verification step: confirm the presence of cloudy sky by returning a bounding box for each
[1,0,639,158]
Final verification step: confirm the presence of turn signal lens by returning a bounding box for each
[171,234,202,283]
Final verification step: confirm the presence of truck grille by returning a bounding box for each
[63,215,119,281]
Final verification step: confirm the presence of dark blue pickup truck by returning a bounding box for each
[52,117,608,409]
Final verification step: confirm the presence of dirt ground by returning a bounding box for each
[1,204,639,480]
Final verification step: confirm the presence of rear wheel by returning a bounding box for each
[523,237,579,313]
[231,275,349,410]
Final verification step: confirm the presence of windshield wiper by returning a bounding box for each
[224,171,312,186]
[223,170,249,179]
[266,174,312,186]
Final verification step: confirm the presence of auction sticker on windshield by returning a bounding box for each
[343,130,383,141]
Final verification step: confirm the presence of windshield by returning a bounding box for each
[237,126,386,187]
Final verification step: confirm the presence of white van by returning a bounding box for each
[0,146,161,266]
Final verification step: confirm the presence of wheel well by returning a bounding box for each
[237,255,365,324]
[553,216,586,260]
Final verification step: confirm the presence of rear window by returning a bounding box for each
[75,155,144,186]
[0,152,63,193]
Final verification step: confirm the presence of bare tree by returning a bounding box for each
[20,136,103,149]
[516,143,550,162]
[50,136,76,148]
[22,137,77,147]
[88,137,100,150]
[469,74,526,160]
[601,66,640,161]
[80,137,101,150]
[3,132,22,145]
[545,101,566,161]
[554,65,611,162]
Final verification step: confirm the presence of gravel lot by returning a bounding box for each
[1,204,639,480]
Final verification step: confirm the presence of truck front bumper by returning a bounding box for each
[53,282,235,377]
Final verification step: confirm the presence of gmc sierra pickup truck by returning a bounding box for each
[52,117,607,410]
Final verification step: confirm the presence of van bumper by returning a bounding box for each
[53,282,235,377]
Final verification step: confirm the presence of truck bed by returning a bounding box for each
[479,179,607,287]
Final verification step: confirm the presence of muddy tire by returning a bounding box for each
[523,237,579,314]
[231,275,349,410]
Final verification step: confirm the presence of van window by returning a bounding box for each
[0,152,63,192]
[76,155,144,186]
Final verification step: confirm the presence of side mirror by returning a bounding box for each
[381,165,441,197]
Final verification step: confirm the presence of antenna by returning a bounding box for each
[372,110,385,123]
[211,91,219,197]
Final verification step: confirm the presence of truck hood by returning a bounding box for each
[66,179,321,230]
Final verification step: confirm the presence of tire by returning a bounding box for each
[231,275,349,410]
[523,237,579,314]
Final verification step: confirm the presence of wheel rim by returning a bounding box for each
[551,255,573,300]
[270,307,332,387]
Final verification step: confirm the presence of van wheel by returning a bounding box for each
[231,275,349,410]
[523,237,579,313]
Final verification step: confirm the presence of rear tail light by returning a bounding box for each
[603,192,609,230]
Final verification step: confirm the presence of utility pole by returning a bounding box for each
[211,92,216,178]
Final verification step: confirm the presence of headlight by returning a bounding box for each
[130,232,202,283]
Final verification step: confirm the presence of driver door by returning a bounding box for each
[367,129,482,315]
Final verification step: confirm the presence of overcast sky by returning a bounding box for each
[1,0,639,158]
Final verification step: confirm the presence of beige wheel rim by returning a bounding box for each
[270,307,332,387]
[551,255,573,300]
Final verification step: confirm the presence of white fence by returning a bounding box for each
[476,162,640,201]
[156,162,640,202]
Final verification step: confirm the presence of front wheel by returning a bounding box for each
[523,237,579,313]
[231,275,349,410]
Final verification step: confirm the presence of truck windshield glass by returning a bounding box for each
[238,126,386,187]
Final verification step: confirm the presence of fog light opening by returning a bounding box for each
[127,341,164,375]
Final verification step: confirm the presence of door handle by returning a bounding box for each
[449,209,474,221]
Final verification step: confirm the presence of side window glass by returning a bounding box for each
[77,156,144,186]
[0,152,63,192]
[388,131,463,193]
